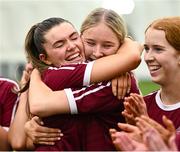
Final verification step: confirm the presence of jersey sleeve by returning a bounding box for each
[42,62,94,90]
[64,82,124,114]
[64,74,140,115]
[0,79,19,127]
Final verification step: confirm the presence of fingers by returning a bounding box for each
[162,115,175,133]
[109,128,117,141]
[122,109,136,125]
[130,93,148,116]
[136,116,155,132]
[111,78,118,97]
[137,115,165,134]
[117,122,138,133]
[168,134,178,151]
[127,73,131,94]
[111,73,131,100]
[113,132,135,151]
[143,128,168,151]
[25,117,63,145]
[32,116,44,125]
[33,136,62,145]
[124,97,139,118]
[117,73,131,99]
[136,115,171,143]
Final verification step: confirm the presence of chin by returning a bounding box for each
[151,76,162,85]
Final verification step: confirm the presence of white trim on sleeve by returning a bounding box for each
[83,61,94,86]
[64,88,78,114]
[2,127,9,131]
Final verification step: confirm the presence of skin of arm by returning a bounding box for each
[8,91,34,150]
[8,67,35,150]
[29,71,70,117]
[0,126,11,150]
[90,38,142,83]
[29,39,142,117]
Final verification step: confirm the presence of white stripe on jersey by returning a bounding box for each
[65,88,78,114]
[83,61,94,86]
[74,82,111,101]
[48,62,89,71]
[48,67,75,70]
[2,127,9,131]
[0,78,19,89]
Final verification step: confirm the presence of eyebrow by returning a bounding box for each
[52,31,78,47]
[144,44,165,48]
[85,38,114,44]
[69,31,78,37]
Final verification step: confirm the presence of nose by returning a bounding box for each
[67,40,75,51]
[144,49,155,62]
[93,45,103,59]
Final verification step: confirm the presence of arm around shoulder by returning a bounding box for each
[90,38,142,84]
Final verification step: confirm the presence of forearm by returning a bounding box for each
[90,38,142,83]
[29,78,70,117]
[0,126,11,150]
[8,91,32,150]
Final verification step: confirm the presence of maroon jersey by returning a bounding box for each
[176,130,180,150]
[0,78,19,127]
[144,90,180,150]
[35,62,140,151]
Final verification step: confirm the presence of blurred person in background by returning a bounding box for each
[0,77,19,150]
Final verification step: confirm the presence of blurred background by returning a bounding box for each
[0,0,180,95]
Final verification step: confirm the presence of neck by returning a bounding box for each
[160,84,180,105]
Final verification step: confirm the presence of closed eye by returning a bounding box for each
[85,40,95,46]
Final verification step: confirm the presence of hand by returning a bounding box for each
[20,62,33,87]
[24,116,63,145]
[136,115,175,144]
[111,131,148,151]
[122,93,148,124]
[117,122,142,142]
[143,127,177,151]
[111,72,131,99]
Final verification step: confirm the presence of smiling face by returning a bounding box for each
[81,22,120,60]
[41,22,85,67]
[144,27,180,85]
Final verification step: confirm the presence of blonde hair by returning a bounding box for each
[81,8,127,45]
[146,16,180,51]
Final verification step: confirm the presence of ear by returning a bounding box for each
[39,53,52,65]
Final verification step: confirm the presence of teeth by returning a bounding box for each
[148,65,160,71]
[66,53,80,61]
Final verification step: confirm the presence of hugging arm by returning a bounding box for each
[8,90,34,150]
[29,38,142,117]
[90,38,142,83]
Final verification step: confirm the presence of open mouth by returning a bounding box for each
[148,65,161,74]
[66,52,83,63]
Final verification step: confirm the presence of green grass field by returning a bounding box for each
[138,80,160,96]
